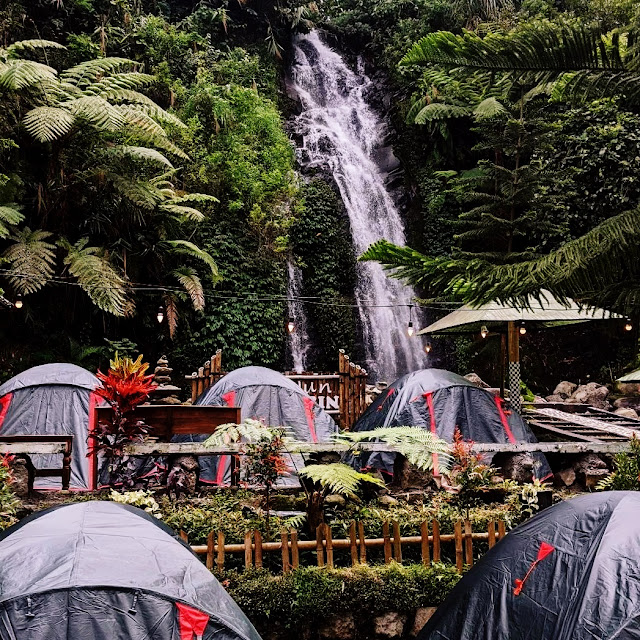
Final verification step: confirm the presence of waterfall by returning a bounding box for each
[287,260,311,373]
[290,31,426,382]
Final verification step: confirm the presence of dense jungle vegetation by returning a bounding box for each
[0,0,638,390]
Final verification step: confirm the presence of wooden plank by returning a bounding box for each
[432,520,441,562]
[464,519,473,566]
[217,532,225,571]
[382,521,392,564]
[0,443,67,455]
[454,521,464,573]
[244,531,253,568]
[349,521,358,566]
[316,525,325,567]
[392,521,402,563]
[487,521,496,549]
[498,521,506,540]
[291,530,299,569]
[254,530,263,569]
[281,531,290,574]
[206,531,214,570]
[325,524,334,569]
[420,521,430,566]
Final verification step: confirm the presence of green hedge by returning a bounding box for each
[221,563,460,630]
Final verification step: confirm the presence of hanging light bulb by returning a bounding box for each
[519,322,527,335]
[625,318,633,332]
[480,325,489,339]
[407,304,415,337]
[424,342,432,354]
[156,306,165,324]
[14,294,23,309]
[286,318,295,334]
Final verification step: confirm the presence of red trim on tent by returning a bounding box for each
[0,393,12,431]
[176,602,209,640]
[494,396,516,444]
[424,392,439,475]
[87,391,100,490]
[377,388,395,411]
[215,391,237,486]
[514,541,555,596]
[302,396,318,443]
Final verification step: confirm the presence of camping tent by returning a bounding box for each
[0,501,262,640]
[350,368,550,479]
[178,366,338,485]
[418,491,640,640]
[0,363,99,489]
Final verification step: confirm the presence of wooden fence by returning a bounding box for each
[185,349,368,430]
[183,519,507,575]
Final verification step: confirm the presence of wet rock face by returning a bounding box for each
[373,612,407,639]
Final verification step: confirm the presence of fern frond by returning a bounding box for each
[168,193,219,205]
[61,238,130,316]
[104,145,173,168]
[204,419,295,446]
[338,427,452,472]
[298,463,384,499]
[160,203,205,222]
[472,96,508,119]
[62,95,126,131]
[3,228,56,294]
[172,266,205,311]
[0,204,24,238]
[87,72,156,95]
[4,39,66,58]
[23,106,75,142]
[164,293,179,339]
[414,102,470,123]
[0,59,57,90]
[164,240,220,281]
[60,57,136,86]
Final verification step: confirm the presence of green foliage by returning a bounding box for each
[338,427,453,472]
[0,456,18,530]
[222,563,461,630]
[290,178,356,369]
[109,489,162,516]
[298,463,384,500]
[597,435,640,490]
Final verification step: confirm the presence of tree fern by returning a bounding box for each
[104,145,174,168]
[3,228,56,294]
[60,58,137,86]
[204,419,295,447]
[337,427,453,472]
[298,463,384,500]
[0,59,57,91]
[165,240,220,281]
[3,39,65,58]
[172,266,205,311]
[61,238,130,316]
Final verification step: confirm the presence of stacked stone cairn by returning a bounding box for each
[150,355,182,405]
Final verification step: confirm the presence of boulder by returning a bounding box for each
[494,453,536,483]
[614,397,640,411]
[324,494,346,507]
[373,612,407,639]
[573,453,609,488]
[555,468,576,487]
[410,608,438,637]
[553,381,578,398]
[615,382,640,397]
[545,394,567,403]
[571,383,610,409]
[319,614,355,640]
[377,494,399,507]
[615,407,639,420]
[464,373,490,389]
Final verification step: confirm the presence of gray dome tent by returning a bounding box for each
[0,363,99,490]
[418,492,640,640]
[350,368,550,480]
[0,501,262,640]
[178,366,338,485]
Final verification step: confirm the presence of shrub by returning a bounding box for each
[0,455,19,530]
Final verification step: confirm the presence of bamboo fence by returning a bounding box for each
[183,519,507,575]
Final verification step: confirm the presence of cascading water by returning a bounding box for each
[290,31,426,382]
[287,260,311,373]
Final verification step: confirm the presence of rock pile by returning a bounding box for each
[365,381,389,407]
[545,380,611,410]
[149,355,182,405]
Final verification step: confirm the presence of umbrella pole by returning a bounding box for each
[507,321,521,413]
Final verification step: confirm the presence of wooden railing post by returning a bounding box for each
[349,521,358,566]
[324,524,334,569]
[281,531,290,573]
[383,521,392,564]
[291,530,299,569]
[498,521,506,540]
[432,520,441,562]
[358,521,367,564]
[392,521,402,563]
[420,521,430,566]
[464,519,473,566]
[254,530,263,569]
[339,350,348,429]
[488,521,496,549]
[454,521,464,573]
[244,531,253,569]
[316,525,325,567]
[216,531,225,572]
[206,531,214,570]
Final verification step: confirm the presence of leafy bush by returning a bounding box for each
[0,455,18,530]
[109,489,162,517]
[597,435,640,491]
[222,563,461,630]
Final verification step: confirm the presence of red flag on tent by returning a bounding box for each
[176,602,209,640]
[514,541,555,596]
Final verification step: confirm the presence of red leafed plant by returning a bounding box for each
[90,354,157,486]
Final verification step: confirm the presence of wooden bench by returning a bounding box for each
[0,435,73,492]
[93,405,241,488]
